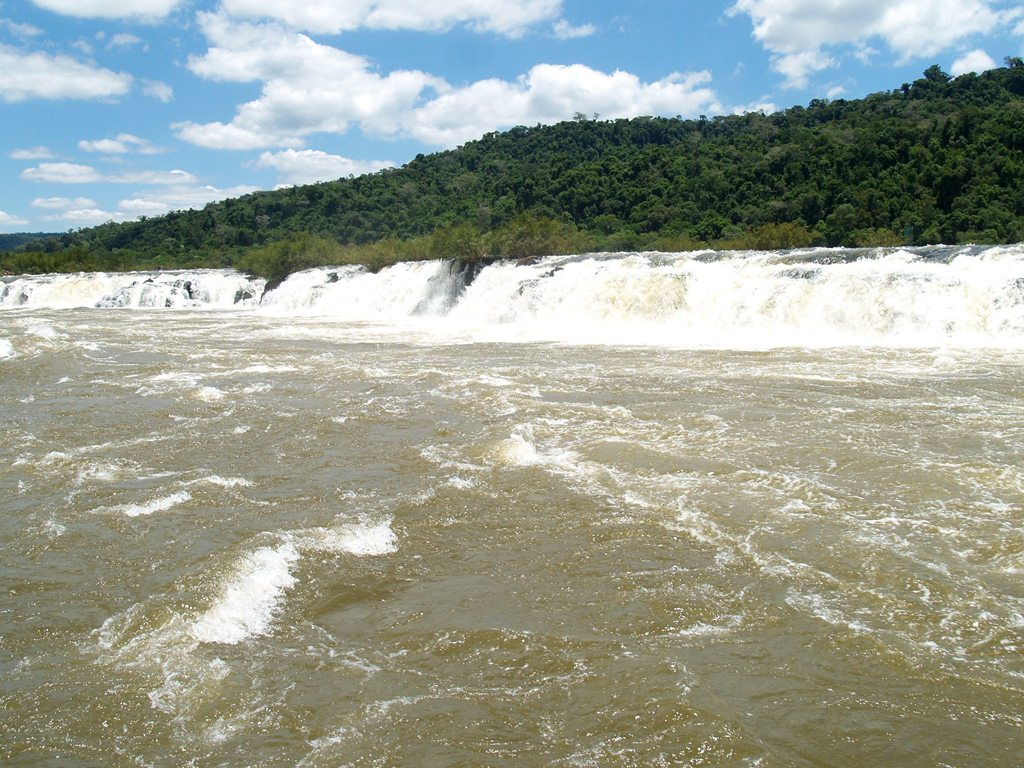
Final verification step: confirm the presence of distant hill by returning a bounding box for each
[0,233,58,252]
[6,61,1024,278]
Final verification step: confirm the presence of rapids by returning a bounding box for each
[2,245,1023,766]
[2,244,1024,347]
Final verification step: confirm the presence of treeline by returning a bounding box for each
[0,233,57,253]
[5,61,1024,278]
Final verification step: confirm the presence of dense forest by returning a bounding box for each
[0,233,57,252]
[4,61,1024,279]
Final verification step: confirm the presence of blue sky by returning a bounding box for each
[2,0,1022,233]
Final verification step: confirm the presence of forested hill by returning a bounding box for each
[7,62,1024,277]
[0,233,57,252]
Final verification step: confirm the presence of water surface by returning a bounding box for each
[2,248,1023,766]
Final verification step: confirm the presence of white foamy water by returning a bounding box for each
[191,542,301,645]
[0,337,13,359]
[0,269,263,309]
[5,245,1024,348]
[191,521,397,646]
[197,475,253,489]
[293,520,399,557]
[114,490,192,517]
[193,385,225,402]
[259,260,457,319]
[261,244,1024,347]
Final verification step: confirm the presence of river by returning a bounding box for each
[2,246,1023,766]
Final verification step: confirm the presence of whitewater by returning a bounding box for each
[3,244,1024,347]
[2,245,1023,766]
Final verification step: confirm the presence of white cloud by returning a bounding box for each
[218,0,562,36]
[30,185,258,223]
[45,208,122,225]
[116,199,173,216]
[10,146,55,160]
[107,33,143,49]
[772,49,836,89]
[552,19,596,39]
[117,182,260,217]
[730,0,1003,87]
[21,162,196,185]
[30,0,183,20]
[174,120,289,151]
[79,133,162,155]
[79,138,130,154]
[23,176,260,223]
[1,18,43,36]
[185,13,376,84]
[0,210,30,227]
[177,16,721,150]
[0,43,132,102]
[175,14,447,148]
[143,79,173,102]
[31,196,98,210]
[951,48,997,75]
[853,45,879,64]
[113,169,197,185]
[734,99,778,115]
[22,162,103,184]
[407,65,722,147]
[256,149,396,185]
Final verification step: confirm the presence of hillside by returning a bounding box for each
[5,61,1024,278]
[0,233,58,252]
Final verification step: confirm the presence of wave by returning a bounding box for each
[191,520,397,645]
[6,244,1024,347]
[0,269,263,309]
[190,541,301,645]
[265,244,1024,348]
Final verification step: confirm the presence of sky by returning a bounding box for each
[1,0,1022,234]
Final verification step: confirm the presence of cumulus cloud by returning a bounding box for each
[1,18,43,36]
[30,206,130,226]
[407,65,722,146]
[22,162,103,184]
[31,196,98,210]
[770,49,836,89]
[0,210,30,227]
[10,146,55,160]
[25,182,259,224]
[177,15,721,150]
[951,48,997,75]
[552,19,596,39]
[21,162,196,185]
[0,43,132,102]
[218,0,562,36]
[79,138,130,154]
[115,169,198,184]
[28,202,121,225]
[729,0,1003,87]
[79,133,162,155]
[734,99,778,115]
[30,0,183,20]
[117,182,260,217]
[256,149,396,185]
[142,79,173,102]
[175,14,448,148]
[107,33,143,49]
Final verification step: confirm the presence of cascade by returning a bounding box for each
[5,245,1024,347]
